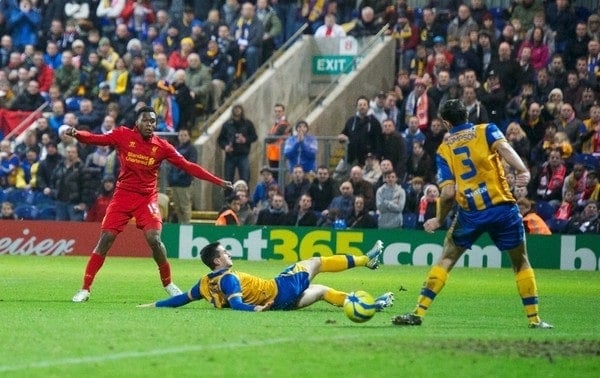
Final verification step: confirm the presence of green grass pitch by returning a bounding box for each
[0,255,598,377]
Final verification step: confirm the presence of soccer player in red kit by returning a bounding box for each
[68,106,233,302]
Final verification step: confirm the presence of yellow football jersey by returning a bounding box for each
[199,270,277,309]
[436,123,515,211]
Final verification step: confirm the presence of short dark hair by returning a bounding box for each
[200,242,221,270]
[136,105,155,119]
[440,99,467,126]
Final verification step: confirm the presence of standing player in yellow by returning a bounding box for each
[392,100,553,329]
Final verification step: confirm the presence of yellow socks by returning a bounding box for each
[323,288,347,306]
[414,265,449,317]
[516,268,541,324]
[320,255,360,272]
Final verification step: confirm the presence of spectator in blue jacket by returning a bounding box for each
[283,120,317,173]
[8,0,41,50]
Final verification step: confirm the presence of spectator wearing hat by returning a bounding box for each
[252,165,279,209]
[168,37,195,70]
[477,70,508,126]
[393,9,420,73]
[152,80,180,132]
[370,91,388,124]
[92,81,118,115]
[429,36,454,70]
[189,19,210,53]
[362,152,382,185]
[70,39,86,69]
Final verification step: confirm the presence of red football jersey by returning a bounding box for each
[75,127,223,195]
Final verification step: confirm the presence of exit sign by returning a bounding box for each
[312,55,355,75]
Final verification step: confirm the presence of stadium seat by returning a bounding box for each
[535,201,556,221]
[574,153,600,171]
[403,212,417,229]
[546,218,568,233]
[37,205,56,220]
[14,204,39,220]
[4,189,28,205]
[575,6,591,22]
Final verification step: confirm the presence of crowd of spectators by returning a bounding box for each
[0,0,599,234]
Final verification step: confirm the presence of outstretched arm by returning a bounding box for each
[495,140,530,187]
[138,283,202,308]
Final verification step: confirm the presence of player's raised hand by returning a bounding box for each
[137,302,157,308]
[515,171,530,187]
[423,218,440,233]
[221,180,234,190]
[254,301,274,312]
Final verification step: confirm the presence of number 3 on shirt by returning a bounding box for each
[453,146,477,180]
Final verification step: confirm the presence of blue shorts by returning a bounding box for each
[272,264,311,310]
[452,203,524,251]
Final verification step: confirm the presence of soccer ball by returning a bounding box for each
[343,291,376,323]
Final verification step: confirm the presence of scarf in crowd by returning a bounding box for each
[418,184,436,222]
[416,94,429,130]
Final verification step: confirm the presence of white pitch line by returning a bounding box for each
[0,334,360,373]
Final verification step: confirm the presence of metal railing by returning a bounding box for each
[196,23,310,136]
[262,135,347,186]
[297,24,390,121]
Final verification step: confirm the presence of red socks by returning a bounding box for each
[82,253,105,291]
[158,262,172,287]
